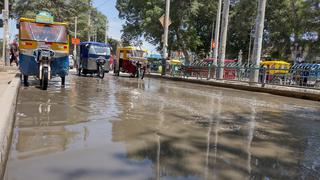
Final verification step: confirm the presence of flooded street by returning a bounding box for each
[4,73,320,180]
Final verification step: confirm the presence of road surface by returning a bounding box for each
[4,73,320,180]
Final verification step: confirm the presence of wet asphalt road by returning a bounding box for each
[4,73,320,180]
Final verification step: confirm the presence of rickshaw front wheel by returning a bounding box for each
[98,65,105,79]
[41,67,48,90]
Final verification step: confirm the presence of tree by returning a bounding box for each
[107,38,120,55]
[227,0,257,59]
[117,0,320,62]
[117,0,216,62]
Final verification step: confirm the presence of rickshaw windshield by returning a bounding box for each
[89,45,110,56]
[127,50,145,58]
[20,22,68,43]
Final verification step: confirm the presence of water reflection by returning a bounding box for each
[111,78,320,179]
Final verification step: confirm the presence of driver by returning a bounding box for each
[37,26,55,42]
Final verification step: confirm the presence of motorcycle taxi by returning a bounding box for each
[18,12,69,90]
[77,42,111,79]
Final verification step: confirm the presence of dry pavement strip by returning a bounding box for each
[146,73,320,101]
[0,69,20,178]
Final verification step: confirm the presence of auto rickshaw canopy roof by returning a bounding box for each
[79,42,110,47]
[168,59,182,65]
[19,17,68,26]
[119,46,148,52]
[261,60,290,66]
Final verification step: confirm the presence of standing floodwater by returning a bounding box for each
[4,74,320,180]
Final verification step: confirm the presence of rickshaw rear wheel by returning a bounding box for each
[61,76,65,86]
[315,81,320,88]
[136,67,141,78]
[77,68,82,76]
[114,69,120,76]
[113,65,119,76]
[41,67,48,90]
[141,68,146,79]
[23,75,29,87]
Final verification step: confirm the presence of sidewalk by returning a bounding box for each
[0,63,20,177]
[147,73,320,101]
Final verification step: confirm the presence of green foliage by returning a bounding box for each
[117,0,217,62]
[227,0,257,58]
[13,0,108,43]
[117,0,320,61]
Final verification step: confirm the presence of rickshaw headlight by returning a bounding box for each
[33,51,37,57]
[97,57,106,64]
[50,51,55,57]
[98,59,106,64]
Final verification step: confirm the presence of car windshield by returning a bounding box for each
[89,45,110,56]
[20,22,68,43]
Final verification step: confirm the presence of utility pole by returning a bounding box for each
[209,17,215,58]
[207,15,215,80]
[73,17,78,58]
[162,0,170,76]
[93,28,96,42]
[247,32,252,65]
[96,28,98,42]
[250,0,267,83]
[2,0,9,66]
[217,0,230,79]
[105,20,108,43]
[213,0,222,67]
[88,0,91,42]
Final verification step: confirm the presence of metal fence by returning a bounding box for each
[152,63,320,90]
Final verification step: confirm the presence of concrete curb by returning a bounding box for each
[146,74,320,101]
[0,74,20,178]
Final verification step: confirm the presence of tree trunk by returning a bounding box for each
[250,0,267,83]
[183,50,190,65]
[217,0,230,79]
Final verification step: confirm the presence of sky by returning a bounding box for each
[0,15,19,41]
[0,0,158,53]
[93,0,158,53]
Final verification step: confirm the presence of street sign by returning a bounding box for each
[72,38,80,45]
[36,11,54,24]
[211,41,216,49]
[159,15,172,27]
